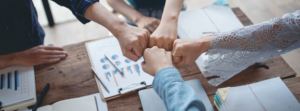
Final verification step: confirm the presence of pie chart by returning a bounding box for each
[102,64,110,69]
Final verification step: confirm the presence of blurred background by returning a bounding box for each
[32,0,300,76]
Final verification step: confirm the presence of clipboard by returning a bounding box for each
[85,36,154,101]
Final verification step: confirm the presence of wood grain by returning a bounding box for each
[34,8,300,111]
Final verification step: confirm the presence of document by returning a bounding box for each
[0,66,36,107]
[85,37,154,99]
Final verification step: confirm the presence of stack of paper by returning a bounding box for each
[213,77,300,111]
[214,87,230,110]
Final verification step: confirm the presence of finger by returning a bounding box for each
[124,49,139,62]
[156,37,164,48]
[148,26,155,34]
[172,45,182,64]
[44,50,68,55]
[133,44,143,57]
[43,58,61,64]
[174,60,187,68]
[148,36,155,48]
[42,54,67,59]
[44,46,64,50]
[139,33,148,51]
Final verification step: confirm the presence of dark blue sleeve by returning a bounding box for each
[51,0,99,24]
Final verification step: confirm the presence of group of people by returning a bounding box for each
[0,0,299,111]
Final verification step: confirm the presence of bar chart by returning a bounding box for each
[0,66,35,106]
[0,71,20,91]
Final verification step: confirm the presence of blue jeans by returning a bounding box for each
[123,4,187,26]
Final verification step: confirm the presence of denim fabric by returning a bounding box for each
[0,0,98,55]
[152,67,206,111]
[123,4,187,26]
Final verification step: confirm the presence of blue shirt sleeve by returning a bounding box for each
[152,67,207,111]
[51,0,99,24]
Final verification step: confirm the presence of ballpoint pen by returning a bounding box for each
[104,53,124,75]
[91,67,110,93]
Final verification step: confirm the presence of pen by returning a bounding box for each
[91,67,110,93]
[32,83,50,111]
[104,53,124,75]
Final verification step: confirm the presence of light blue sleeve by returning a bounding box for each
[152,67,206,111]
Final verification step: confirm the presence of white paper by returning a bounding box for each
[85,37,154,98]
[249,77,300,111]
[177,4,245,77]
[222,77,300,111]
[0,66,36,106]
[87,93,108,111]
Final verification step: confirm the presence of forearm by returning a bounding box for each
[107,0,144,23]
[160,0,184,24]
[83,2,128,38]
[153,67,206,111]
[0,53,17,69]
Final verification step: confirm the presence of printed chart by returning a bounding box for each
[0,66,35,106]
[86,37,154,98]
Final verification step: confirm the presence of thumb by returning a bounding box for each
[172,46,182,64]
[141,61,152,76]
[123,49,139,62]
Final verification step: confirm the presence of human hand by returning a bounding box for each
[142,46,173,76]
[172,36,215,68]
[148,22,177,51]
[113,24,149,61]
[135,16,160,34]
[15,45,68,66]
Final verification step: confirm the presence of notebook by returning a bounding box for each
[36,96,98,111]
[138,79,214,111]
[214,77,300,111]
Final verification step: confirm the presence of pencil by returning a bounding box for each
[104,53,124,75]
[91,67,110,93]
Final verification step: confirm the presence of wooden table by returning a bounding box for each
[35,8,300,111]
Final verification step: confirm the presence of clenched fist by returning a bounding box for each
[172,36,215,68]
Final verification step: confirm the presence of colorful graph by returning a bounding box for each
[112,55,119,60]
[114,61,121,66]
[100,57,108,63]
[126,66,133,74]
[102,64,110,69]
[112,70,123,78]
[125,58,132,63]
[111,70,119,87]
[15,71,19,90]
[1,74,4,89]
[105,72,111,82]
[8,72,12,89]
[133,64,141,76]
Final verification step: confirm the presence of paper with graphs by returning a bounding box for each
[85,37,154,99]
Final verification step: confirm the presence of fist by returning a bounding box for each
[142,46,173,76]
[115,24,149,61]
[172,36,214,68]
[149,23,177,51]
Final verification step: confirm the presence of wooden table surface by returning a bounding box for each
[35,8,300,111]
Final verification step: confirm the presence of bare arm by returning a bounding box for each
[83,2,149,61]
[0,53,17,69]
[149,0,184,51]
[106,0,144,24]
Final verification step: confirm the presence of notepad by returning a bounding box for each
[37,96,98,111]
[214,77,300,111]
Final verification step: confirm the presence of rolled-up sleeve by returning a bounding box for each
[52,0,99,24]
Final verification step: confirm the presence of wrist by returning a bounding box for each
[133,15,146,25]
[110,20,128,39]
[197,36,215,52]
